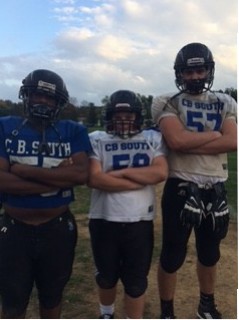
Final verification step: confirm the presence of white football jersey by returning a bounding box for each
[151,91,237,184]
[89,129,167,222]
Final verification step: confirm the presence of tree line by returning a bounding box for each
[0,87,237,128]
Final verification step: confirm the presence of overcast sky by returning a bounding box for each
[0,0,237,105]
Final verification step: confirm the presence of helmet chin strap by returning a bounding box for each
[37,121,63,155]
[38,120,52,155]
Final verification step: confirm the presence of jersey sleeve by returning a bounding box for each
[152,131,168,158]
[225,94,237,121]
[143,129,168,158]
[89,130,103,161]
[0,121,8,159]
[71,123,92,155]
[151,94,178,124]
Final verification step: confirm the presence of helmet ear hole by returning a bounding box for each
[174,43,215,94]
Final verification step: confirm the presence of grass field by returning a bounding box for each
[225,151,237,218]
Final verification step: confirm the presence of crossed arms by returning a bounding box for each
[0,152,89,196]
[88,155,168,192]
[159,117,237,154]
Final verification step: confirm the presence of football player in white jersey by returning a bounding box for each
[88,90,168,319]
[151,43,237,319]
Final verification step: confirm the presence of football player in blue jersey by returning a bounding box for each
[151,43,237,319]
[0,69,92,318]
[88,90,168,319]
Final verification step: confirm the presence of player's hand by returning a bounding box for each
[107,169,124,178]
[10,163,30,177]
[58,157,74,167]
[207,183,230,233]
[180,182,205,229]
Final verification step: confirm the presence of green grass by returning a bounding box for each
[70,185,91,215]
[225,151,237,219]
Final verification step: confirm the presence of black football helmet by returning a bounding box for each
[19,69,69,122]
[104,90,143,139]
[174,43,215,94]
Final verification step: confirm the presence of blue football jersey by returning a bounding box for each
[0,116,92,209]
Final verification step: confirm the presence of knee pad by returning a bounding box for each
[160,244,187,273]
[2,293,29,318]
[2,305,27,319]
[197,244,220,266]
[96,273,118,289]
[39,292,62,309]
[124,279,148,298]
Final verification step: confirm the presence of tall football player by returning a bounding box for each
[151,43,237,319]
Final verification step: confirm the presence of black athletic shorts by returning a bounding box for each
[160,178,229,269]
[0,210,77,315]
[89,219,154,290]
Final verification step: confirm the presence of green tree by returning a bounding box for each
[86,103,98,127]
[101,95,110,106]
[138,94,154,127]
[225,87,237,102]
[59,103,79,121]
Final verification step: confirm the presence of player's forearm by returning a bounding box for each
[159,117,222,151]
[186,135,237,154]
[165,130,222,151]
[88,173,144,192]
[120,166,168,185]
[186,120,237,154]
[0,171,56,195]
[10,163,89,186]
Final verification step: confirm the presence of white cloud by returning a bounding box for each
[97,35,135,60]
[53,0,76,3]
[122,0,145,17]
[0,0,237,105]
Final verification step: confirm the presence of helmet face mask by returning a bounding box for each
[27,102,57,121]
[174,43,215,94]
[104,90,143,139]
[110,110,138,139]
[19,69,69,123]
